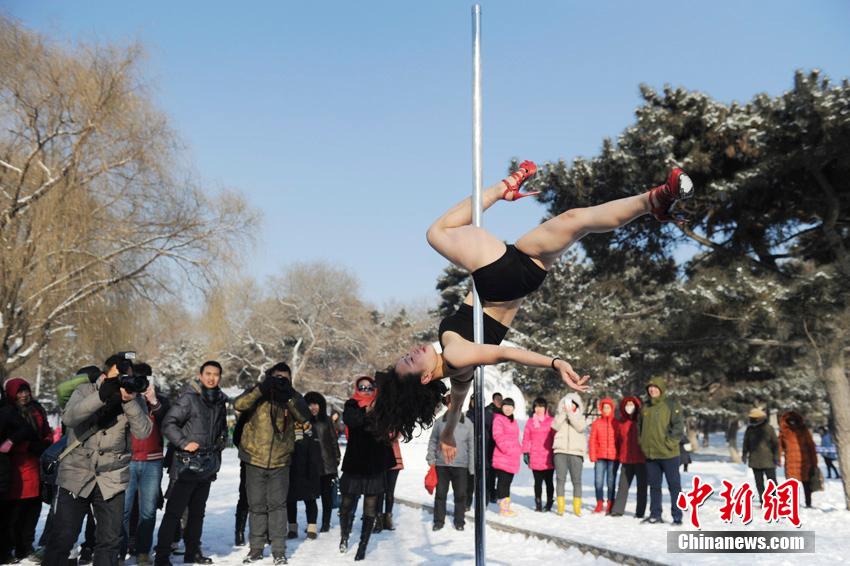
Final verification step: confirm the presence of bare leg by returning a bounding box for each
[425,182,513,272]
[515,193,651,269]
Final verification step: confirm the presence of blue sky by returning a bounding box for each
[6,0,850,307]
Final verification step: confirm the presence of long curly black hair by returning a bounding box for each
[370,368,447,443]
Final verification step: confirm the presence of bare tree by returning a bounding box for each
[0,18,254,379]
[218,264,432,395]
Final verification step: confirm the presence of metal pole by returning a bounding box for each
[471,5,486,566]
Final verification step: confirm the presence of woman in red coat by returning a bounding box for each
[0,378,53,561]
[610,397,647,517]
[588,398,618,514]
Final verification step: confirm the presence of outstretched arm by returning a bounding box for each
[438,377,472,464]
[444,342,590,392]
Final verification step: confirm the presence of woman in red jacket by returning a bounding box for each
[0,378,52,562]
[610,397,647,518]
[588,398,618,514]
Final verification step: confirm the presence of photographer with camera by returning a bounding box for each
[42,352,153,566]
[154,361,228,566]
[234,362,309,565]
[121,363,170,565]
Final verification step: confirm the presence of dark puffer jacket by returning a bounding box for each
[162,380,228,479]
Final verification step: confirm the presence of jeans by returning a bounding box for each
[245,464,289,557]
[433,466,468,527]
[646,456,682,522]
[122,460,164,556]
[611,463,647,517]
[594,459,617,501]
[154,477,212,562]
[43,486,124,566]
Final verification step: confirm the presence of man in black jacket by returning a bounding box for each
[153,361,228,566]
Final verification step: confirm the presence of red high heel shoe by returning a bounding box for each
[502,160,540,201]
[648,167,694,223]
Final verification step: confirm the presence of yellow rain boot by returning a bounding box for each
[573,497,582,516]
[499,497,517,517]
[556,496,566,516]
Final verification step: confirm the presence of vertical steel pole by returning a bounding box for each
[471,5,486,566]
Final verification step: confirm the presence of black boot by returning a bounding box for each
[382,512,394,531]
[354,517,376,561]
[545,498,554,512]
[235,507,249,547]
[339,513,353,553]
[372,514,383,534]
[534,497,543,512]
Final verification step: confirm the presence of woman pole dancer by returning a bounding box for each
[371,160,693,460]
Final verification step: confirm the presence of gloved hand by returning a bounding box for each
[523,453,530,467]
[258,375,272,398]
[98,378,121,403]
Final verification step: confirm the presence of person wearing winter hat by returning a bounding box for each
[638,377,684,525]
[610,397,647,518]
[37,366,102,562]
[0,378,53,562]
[303,392,340,533]
[551,393,586,516]
[492,398,522,517]
[522,398,555,512]
[43,353,152,566]
[232,362,309,565]
[338,377,395,561]
[589,398,618,514]
[741,407,779,503]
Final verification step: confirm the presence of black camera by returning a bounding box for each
[112,352,148,393]
[119,373,149,394]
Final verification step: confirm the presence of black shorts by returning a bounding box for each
[471,244,547,303]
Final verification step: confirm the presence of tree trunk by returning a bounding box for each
[820,342,850,510]
[686,417,700,453]
[702,419,711,448]
[726,419,742,464]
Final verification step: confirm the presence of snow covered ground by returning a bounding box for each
[392,430,849,566]
[25,428,848,566]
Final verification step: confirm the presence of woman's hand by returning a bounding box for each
[555,359,589,392]
[439,428,457,464]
